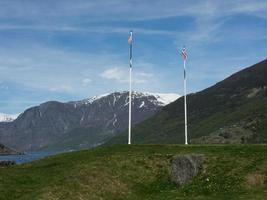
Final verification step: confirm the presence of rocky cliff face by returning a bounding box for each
[0,91,179,151]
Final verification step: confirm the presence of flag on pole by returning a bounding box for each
[128,30,133,145]
[180,46,188,145]
[181,47,187,78]
[128,32,133,45]
[181,47,187,60]
[128,31,133,68]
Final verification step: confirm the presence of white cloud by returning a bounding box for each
[0,24,175,37]
[81,78,92,86]
[0,1,266,36]
[0,0,266,52]
[1,1,267,22]
[100,67,154,84]
[137,72,154,78]
[0,45,124,94]
[49,84,73,92]
[100,67,126,82]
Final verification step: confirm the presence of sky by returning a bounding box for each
[0,0,267,114]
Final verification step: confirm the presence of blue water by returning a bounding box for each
[0,151,60,164]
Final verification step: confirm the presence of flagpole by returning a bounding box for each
[183,58,188,145]
[128,30,133,145]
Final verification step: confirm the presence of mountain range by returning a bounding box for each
[107,59,267,145]
[0,92,179,151]
[1,59,266,152]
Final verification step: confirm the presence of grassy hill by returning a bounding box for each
[0,145,267,199]
[107,59,267,145]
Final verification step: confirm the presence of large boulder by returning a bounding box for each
[171,154,205,186]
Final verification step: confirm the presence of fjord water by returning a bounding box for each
[0,150,59,164]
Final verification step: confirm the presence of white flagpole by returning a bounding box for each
[128,31,133,145]
[183,58,188,145]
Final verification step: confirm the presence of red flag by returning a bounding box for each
[181,47,187,60]
[128,33,133,45]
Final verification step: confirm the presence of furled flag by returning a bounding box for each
[128,31,133,67]
[128,31,133,45]
[181,47,187,60]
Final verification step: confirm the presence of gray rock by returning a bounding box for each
[171,154,205,186]
[0,160,16,167]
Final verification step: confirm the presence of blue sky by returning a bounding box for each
[0,0,267,114]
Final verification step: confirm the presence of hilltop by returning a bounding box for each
[0,145,266,199]
[107,59,267,145]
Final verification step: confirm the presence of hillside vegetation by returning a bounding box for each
[0,145,267,200]
[107,60,267,145]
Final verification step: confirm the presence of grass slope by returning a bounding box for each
[0,145,267,200]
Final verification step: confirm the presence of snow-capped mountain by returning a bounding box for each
[141,92,180,105]
[0,113,19,122]
[0,91,179,151]
[73,91,179,107]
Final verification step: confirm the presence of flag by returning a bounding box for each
[128,31,133,67]
[181,47,187,60]
[128,32,133,45]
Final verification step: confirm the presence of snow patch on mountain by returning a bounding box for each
[71,91,180,107]
[0,113,19,122]
[139,101,145,108]
[85,93,110,104]
[145,92,180,105]
[112,114,117,126]
[130,91,180,106]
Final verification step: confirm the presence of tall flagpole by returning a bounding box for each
[181,47,188,145]
[128,30,133,145]
[183,59,188,145]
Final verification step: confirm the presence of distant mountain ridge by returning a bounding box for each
[0,91,179,151]
[0,113,19,122]
[107,59,267,145]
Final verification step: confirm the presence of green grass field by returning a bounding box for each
[0,145,267,200]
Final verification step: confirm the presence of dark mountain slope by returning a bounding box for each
[107,59,267,145]
[0,92,178,151]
